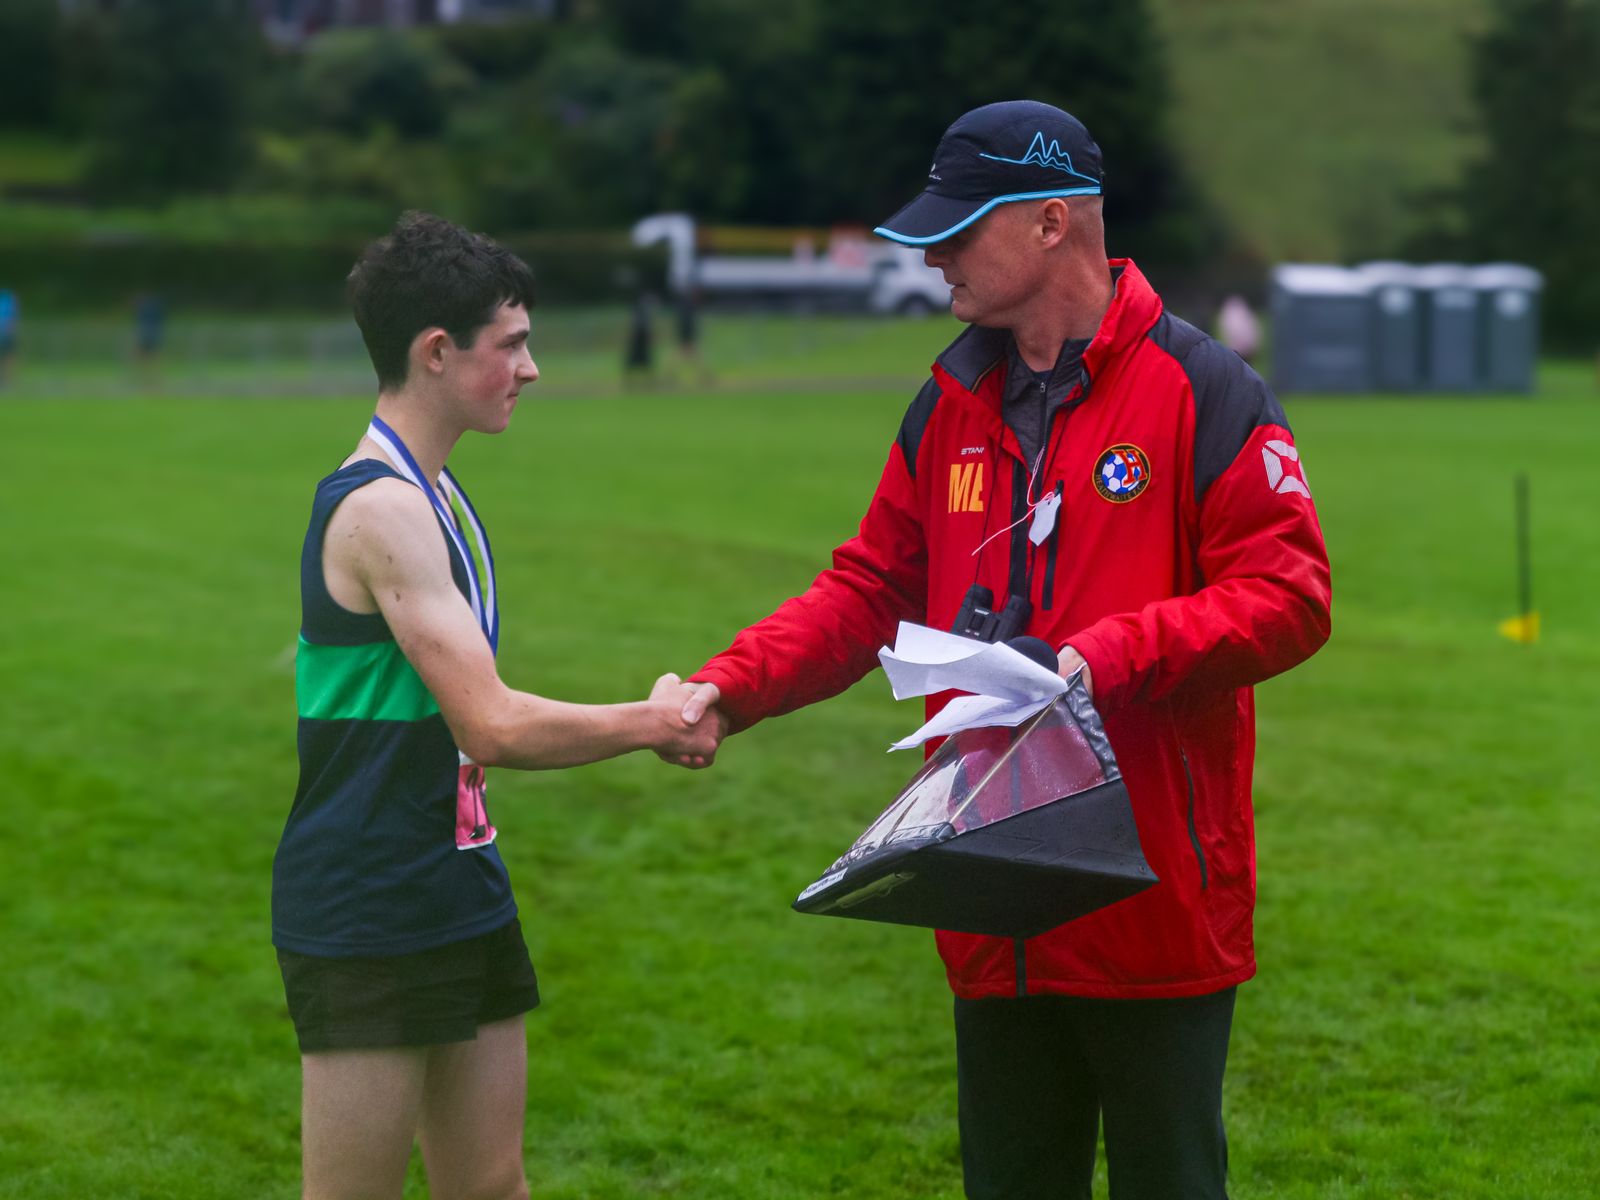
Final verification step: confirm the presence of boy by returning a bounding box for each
[274,212,719,1200]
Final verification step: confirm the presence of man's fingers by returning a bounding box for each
[1055,645,1094,699]
[650,671,683,702]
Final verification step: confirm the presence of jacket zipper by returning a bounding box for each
[1011,374,1083,994]
[1028,369,1085,611]
[1179,745,1209,890]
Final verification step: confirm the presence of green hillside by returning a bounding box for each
[1153,0,1489,262]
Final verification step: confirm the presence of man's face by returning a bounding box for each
[922,204,1041,327]
[448,301,538,433]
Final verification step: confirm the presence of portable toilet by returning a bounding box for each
[1470,263,1542,393]
[1269,265,1374,393]
[1414,264,1481,391]
[1356,261,1424,392]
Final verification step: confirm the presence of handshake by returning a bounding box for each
[634,646,1091,772]
[645,673,727,769]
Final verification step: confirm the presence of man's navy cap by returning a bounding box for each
[874,100,1104,246]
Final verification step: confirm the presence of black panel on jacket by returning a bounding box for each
[896,377,943,479]
[1146,312,1290,505]
[936,323,1011,393]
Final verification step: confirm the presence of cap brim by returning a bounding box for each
[874,186,1104,246]
[873,191,988,246]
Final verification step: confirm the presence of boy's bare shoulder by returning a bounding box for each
[325,470,441,572]
[333,470,430,520]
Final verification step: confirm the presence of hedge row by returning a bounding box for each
[0,232,667,311]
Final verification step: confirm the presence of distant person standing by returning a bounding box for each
[623,289,656,387]
[134,293,166,386]
[1217,294,1261,364]
[673,287,711,384]
[0,288,19,388]
[134,293,166,361]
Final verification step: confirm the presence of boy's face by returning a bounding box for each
[447,301,538,433]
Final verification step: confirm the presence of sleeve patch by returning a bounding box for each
[1261,438,1311,497]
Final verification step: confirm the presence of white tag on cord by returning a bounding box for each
[1028,491,1061,545]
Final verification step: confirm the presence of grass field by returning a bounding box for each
[0,308,956,397]
[2,323,1598,1198]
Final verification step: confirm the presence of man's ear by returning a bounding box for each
[413,328,451,377]
[1037,198,1070,250]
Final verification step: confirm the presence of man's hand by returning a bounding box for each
[649,674,727,768]
[1056,645,1094,698]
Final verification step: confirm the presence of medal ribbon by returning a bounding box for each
[365,416,499,653]
[365,416,502,851]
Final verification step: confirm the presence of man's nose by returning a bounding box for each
[520,351,539,382]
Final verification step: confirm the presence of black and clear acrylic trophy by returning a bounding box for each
[793,672,1156,939]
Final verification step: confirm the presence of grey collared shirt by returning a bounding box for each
[1002,336,1092,473]
[1000,266,1122,473]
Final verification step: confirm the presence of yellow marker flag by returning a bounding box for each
[1497,612,1541,644]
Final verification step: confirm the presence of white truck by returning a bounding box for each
[631,213,951,315]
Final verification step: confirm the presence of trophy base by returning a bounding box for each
[792,778,1157,939]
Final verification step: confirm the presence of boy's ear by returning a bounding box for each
[413,327,451,376]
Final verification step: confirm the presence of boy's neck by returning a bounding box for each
[372,391,460,484]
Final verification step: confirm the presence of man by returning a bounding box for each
[133,291,166,383]
[679,102,1331,1198]
[273,212,720,1200]
[0,286,18,387]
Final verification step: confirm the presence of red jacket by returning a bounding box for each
[695,261,1331,999]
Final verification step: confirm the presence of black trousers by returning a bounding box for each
[954,988,1236,1200]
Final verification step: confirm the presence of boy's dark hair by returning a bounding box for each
[347,212,537,390]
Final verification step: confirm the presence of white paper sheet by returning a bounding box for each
[878,622,1071,750]
[887,694,1057,751]
[878,622,1067,702]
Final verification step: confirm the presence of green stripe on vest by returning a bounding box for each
[296,636,440,721]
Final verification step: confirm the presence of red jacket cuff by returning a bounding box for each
[1060,624,1125,712]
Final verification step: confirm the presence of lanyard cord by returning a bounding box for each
[970,443,1047,562]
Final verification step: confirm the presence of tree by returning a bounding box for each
[656,67,752,216]
[0,0,60,129]
[786,0,1216,263]
[85,0,263,203]
[297,29,473,140]
[442,37,677,229]
[1447,0,1600,345]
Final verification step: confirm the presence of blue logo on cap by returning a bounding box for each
[979,132,1099,185]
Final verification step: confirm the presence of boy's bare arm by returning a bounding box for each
[329,480,719,769]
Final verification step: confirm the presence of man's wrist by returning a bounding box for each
[1056,642,1094,698]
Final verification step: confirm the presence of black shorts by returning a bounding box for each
[277,918,540,1054]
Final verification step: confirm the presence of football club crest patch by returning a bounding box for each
[1093,444,1151,503]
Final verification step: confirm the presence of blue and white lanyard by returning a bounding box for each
[365,416,500,654]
